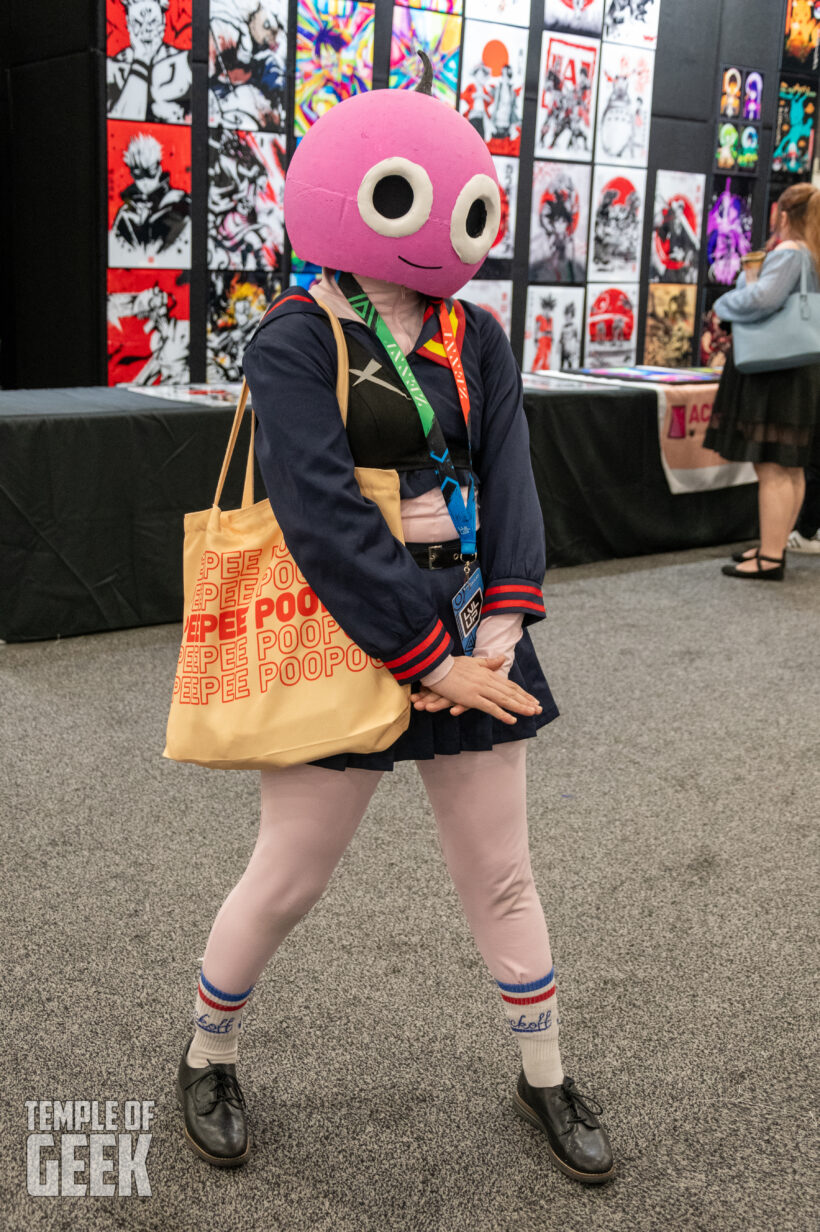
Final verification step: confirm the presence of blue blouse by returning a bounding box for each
[714,244,820,323]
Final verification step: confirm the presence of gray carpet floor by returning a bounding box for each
[1,544,818,1232]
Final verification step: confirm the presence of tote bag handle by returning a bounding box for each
[210,300,351,515]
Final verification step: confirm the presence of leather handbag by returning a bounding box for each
[163,301,411,770]
[733,250,820,374]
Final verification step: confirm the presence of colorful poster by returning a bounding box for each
[395,0,462,12]
[207,271,282,381]
[294,0,374,137]
[589,164,646,281]
[650,170,704,284]
[772,78,817,175]
[699,286,732,369]
[208,0,288,131]
[106,0,191,123]
[534,32,599,161]
[706,177,752,287]
[742,70,764,122]
[602,0,660,48]
[643,284,696,367]
[465,0,531,26]
[715,121,740,171]
[736,125,760,174]
[529,160,591,282]
[459,21,528,155]
[719,66,742,119]
[523,286,585,372]
[783,0,820,74]
[107,119,191,268]
[107,268,190,386]
[595,42,654,166]
[390,7,462,106]
[208,129,285,269]
[584,283,638,365]
[456,279,513,335]
[544,0,604,37]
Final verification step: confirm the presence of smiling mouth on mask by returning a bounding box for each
[398,255,443,269]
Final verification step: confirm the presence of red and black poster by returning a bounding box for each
[107,268,190,386]
[108,119,192,268]
[106,0,192,123]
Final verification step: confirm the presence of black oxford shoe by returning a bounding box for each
[514,1071,615,1185]
[176,1037,251,1167]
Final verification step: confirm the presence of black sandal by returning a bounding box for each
[721,552,785,581]
[730,546,787,568]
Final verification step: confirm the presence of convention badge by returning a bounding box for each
[452,564,484,656]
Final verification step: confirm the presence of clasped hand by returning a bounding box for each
[409,655,542,725]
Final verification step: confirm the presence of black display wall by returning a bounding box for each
[0,0,804,388]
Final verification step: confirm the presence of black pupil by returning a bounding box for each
[466,198,487,238]
[372,175,414,219]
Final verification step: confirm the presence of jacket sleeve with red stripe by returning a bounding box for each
[473,309,547,625]
[243,301,454,683]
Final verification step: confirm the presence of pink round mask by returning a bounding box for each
[284,88,501,298]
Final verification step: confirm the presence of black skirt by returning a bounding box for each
[704,345,820,467]
[313,562,559,772]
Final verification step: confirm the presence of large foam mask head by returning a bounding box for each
[284,62,501,298]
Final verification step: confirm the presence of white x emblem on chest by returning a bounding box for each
[349,357,410,397]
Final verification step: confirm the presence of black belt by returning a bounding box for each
[406,539,478,570]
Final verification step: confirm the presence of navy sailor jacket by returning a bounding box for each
[242,287,547,684]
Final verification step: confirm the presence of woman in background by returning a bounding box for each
[705,183,820,580]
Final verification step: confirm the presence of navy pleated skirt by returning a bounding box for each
[313,562,559,772]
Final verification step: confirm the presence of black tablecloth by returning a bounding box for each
[524,383,757,566]
[0,385,757,642]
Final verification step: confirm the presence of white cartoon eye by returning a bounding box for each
[450,174,501,264]
[357,157,434,238]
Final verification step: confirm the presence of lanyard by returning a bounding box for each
[338,272,477,557]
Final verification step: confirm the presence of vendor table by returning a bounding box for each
[0,385,757,642]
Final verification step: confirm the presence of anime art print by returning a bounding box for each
[719,66,742,119]
[456,280,513,335]
[706,176,752,287]
[585,283,638,365]
[715,122,740,171]
[602,0,660,48]
[736,126,759,174]
[107,119,191,268]
[783,0,820,74]
[208,128,285,269]
[650,170,704,284]
[294,0,374,137]
[107,268,190,386]
[395,0,463,13]
[643,283,696,367]
[106,0,191,123]
[523,285,585,373]
[481,154,519,273]
[459,21,528,155]
[772,77,817,175]
[207,271,282,381]
[595,42,654,166]
[699,287,732,369]
[544,0,604,37]
[742,70,764,121]
[208,0,287,131]
[529,160,591,283]
[390,7,462,106]
[534,33,599,162]
[465,0,531,26]
[589,164,646,281]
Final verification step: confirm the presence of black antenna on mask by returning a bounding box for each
[414,49,434,95]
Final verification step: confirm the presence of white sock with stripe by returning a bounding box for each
[185,969,254,1068]
[497,966,564,1088]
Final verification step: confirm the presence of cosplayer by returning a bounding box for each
[175,56,615,1185]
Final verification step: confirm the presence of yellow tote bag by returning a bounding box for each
[163,302,411,769]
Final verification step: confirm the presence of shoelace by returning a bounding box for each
[559,1077,603,1132]
[194,1066,246,1116]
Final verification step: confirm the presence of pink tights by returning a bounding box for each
[201,742,553,996]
